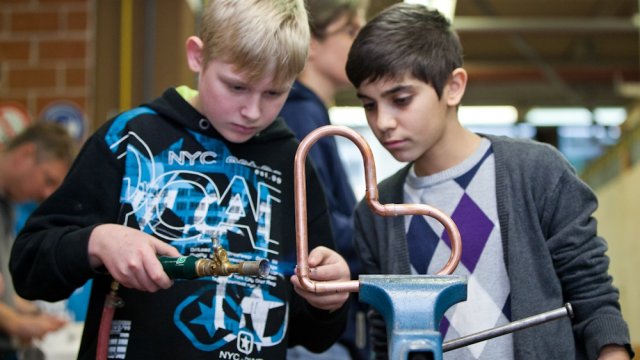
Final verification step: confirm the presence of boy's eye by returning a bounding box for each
[361,101,376,111]
[265,90,284,98]
[229,84,247,92]
[346,25,360,38]
[393,96,412,107]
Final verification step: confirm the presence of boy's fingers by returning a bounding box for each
[307,246,339,267]
[152,239,181,257]
[306,266,335,281]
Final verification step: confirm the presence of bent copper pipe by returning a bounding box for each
[294,125,462,293]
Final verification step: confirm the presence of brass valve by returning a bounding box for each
[196,244,269,278]
[159,241,269,279]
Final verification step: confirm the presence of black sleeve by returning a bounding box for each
[288,290,350,352]
[354,201,389,359]
[10,131,123,301]
[353,200,382,276]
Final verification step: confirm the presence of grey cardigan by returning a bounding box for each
[353,134,632,359]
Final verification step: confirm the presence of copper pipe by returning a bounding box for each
[294,125,462,293]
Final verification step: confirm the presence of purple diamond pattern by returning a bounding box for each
[407,215,440,274]
[440,315,450,336]
[442,193,494,273]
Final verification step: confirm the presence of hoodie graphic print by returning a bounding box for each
[106,107,288,358]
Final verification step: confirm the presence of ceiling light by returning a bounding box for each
[458,106,518,125]
[593,107,627,126]
[328,106,367,127]
[525,107,592,126]
[404,0,457,22]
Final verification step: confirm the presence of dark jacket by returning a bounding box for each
[11,87,347,359]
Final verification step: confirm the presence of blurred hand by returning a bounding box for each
[598,344,630,360]
[0,297,66,345]
[290,246,350,312]
[14,296,40,315]
[17,313,67,343]
[88,224,181,292]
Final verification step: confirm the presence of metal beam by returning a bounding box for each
[454,16,636,33]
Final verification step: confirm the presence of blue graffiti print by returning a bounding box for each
[106,125,288,353]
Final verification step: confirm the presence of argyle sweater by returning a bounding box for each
[353,134,632,360]
[404,138,513,359]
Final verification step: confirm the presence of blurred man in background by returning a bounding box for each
[0,121,76,360]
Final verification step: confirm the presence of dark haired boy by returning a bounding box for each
[346,3,633,359]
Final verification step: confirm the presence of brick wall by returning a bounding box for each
[0,0,92,141]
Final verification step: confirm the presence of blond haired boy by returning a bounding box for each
[11,1,350,359]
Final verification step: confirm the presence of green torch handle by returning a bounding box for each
[159,255,200,279]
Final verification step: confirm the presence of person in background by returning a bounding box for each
[9,1,351,359]
[346,3,634,360]
[0,122,75,360]
[278,1,369,359]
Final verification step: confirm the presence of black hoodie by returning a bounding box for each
[10,87,346,359]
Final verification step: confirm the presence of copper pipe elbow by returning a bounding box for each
[294,125,462,293]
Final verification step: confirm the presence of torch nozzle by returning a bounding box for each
[224,259,270,278]
[196,257,270,278]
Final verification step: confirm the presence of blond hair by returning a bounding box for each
[199,0,309,87]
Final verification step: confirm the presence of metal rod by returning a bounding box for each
[294,125,463,293]
[443,303,574,352]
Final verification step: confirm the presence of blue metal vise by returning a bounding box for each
[360,275,467,360]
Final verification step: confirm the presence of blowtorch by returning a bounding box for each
[159,243,270,279]
[97,240,269,360]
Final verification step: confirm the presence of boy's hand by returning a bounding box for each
[17,312,67,341]
[290,246,350,312]
[0,302,67,344]
[598,344,631,360]
[88,224,181,292]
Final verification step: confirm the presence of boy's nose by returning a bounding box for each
[240,97,262,121]
[375,109,397,131]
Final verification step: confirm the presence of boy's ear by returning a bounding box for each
[445,68,468,106]
[308,37,320,61]
[185,36,205,73]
